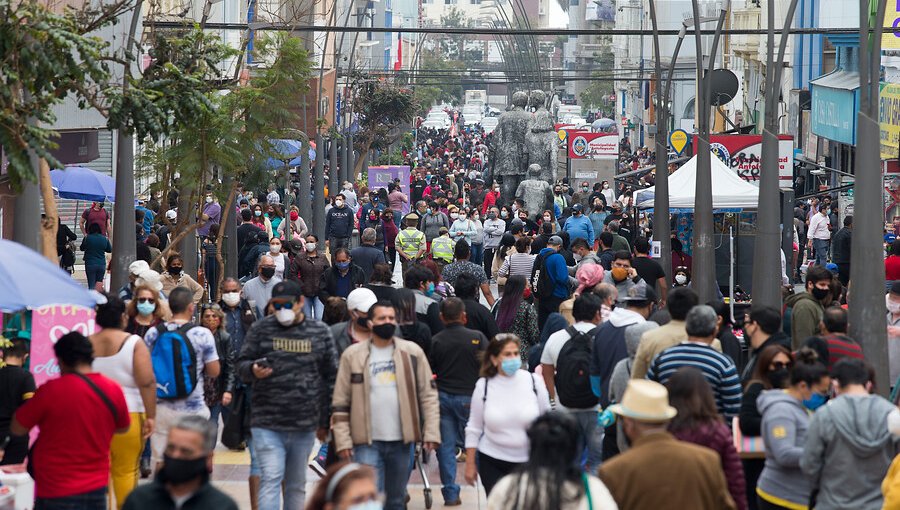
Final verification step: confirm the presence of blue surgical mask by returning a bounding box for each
[803,392,827,411]
[501,358,521,376]
[425,282,436,296]
[136,301,155,316]
[348,501,383,510]
[336,261,351,270]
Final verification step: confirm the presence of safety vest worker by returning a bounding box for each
[430,229,454,263]
[397,214,426,261]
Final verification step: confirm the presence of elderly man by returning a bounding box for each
[119,260,150,301]
[123,416,238,509]
[242,255,282,317]
[350,228,387,282]
[598,380,737,509]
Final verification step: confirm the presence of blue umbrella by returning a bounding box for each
[592,118,616,132]
[0,239,105,312]
[50,166,116,202]
[263,139,315,169]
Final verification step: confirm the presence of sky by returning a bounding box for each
[549,0,568,27]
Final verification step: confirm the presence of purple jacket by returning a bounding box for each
[673,422,747,510]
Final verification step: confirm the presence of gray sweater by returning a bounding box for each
[756,390,812,507]
[800,394,900,510]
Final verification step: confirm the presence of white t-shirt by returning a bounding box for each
[540,322,599,411]
[369,344,402,441]
[144,322,219,413]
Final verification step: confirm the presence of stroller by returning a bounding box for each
[413,443,434,509]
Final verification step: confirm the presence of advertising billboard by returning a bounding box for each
[568,132,619,160]
[692,134,795,187]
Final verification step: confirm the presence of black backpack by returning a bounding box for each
[555,325,599,409]
[530,251,556,300]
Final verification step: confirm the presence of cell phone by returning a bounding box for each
[0,436,10,450]
[254,357,271,369]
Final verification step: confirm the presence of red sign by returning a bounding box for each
[568,132,619,160]
[30,305,97,387]
[692,134,795,186]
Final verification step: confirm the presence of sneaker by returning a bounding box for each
[309,443,328,477]
[140,457,152,479]
[455,447,466,463]
[445,499,462,506]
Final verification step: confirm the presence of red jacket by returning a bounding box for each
[672,422,747,510]
[481,190,499,216]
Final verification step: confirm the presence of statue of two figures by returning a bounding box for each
[488,90,558,217]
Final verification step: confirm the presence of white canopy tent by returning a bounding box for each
[633,154,760,210]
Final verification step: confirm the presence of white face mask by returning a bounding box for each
[450,213,459,220]
[222,292,241,307]
[889,301,900,314]
[270,244,281,254]
[675,274,688,285]
[275,308,296,326]
[306,242,317,252]
[205,196,213,204]
[335,200,344,207]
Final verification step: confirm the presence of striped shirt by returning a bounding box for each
[498,253,537,279]
[646,342,741,419]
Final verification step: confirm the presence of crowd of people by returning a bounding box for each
[5,121,900,510]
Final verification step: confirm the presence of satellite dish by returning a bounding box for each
[705,69,739,106]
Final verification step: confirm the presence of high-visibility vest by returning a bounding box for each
[431,236,454,262]
[397,228,425,257]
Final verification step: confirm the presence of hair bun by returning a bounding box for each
[794,346,820,366]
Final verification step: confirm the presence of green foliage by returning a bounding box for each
[580,50,616,109]
[414,54,467,112]
[351,76,418,154]
[0,0,114,189]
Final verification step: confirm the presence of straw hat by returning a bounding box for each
[608,379,677,422]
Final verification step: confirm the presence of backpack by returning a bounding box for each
[151,323,198,400]
[555,325,599,409]
[530,251,556,300]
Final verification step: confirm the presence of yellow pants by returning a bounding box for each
[109,412,145,510]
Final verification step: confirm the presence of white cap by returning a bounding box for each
[346,288,378,314]
[165,210,177,220]
[129,260,150,276]
[136,270,163,292]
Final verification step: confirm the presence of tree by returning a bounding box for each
[580,49,616,109]
[350,77,418,178]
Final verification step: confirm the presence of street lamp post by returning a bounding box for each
[851,0,889,393]
[689,0,729,303]
[752,0,801,308]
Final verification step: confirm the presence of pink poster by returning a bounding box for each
[30,305,96,387]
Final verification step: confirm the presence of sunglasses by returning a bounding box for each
[272,301,294,311]
[201,303,222,311]
[770,361,793,371]
[137,298,155,304]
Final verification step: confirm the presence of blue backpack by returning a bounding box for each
[151,323,198,400]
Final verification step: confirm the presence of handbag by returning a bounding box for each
[28,373,119,478]
[731,416,766,458]
[221,386,249,449]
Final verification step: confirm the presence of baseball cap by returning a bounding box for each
[548,235,563,246]
[347,288,378,314]
[271,280,303,300]
[620,281,658,303]
[129,260,150,276]
[571,203,584,213]
[165,210,177,220]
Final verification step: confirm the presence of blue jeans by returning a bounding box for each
[572,409,604,473]
[471,243,484,266]
[252,427,316,510]
[437,392,471,502]
[813,238,830,266]
[354,441,412,510]
[85,264,105,289]
[35,488,107,510]
[303,295,324,320]
[209,403,231,443]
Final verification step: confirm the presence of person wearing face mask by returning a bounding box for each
[237,280,338,510]
[482,206,506,276]
[341,181,359,211]
[330,288,378,356]
[380,210,399,271]
[562,203,594,249]
[160,254,204,304]
[276,206,309,240]
[600,181,616,209]
[755,349,830,510]
[251,204,274,239]
[267,237,290,280]
[326,194,355,254]
[481,182,501,216]
[198,192,221,240]
[306,462,381,510]
[242,255,283,317]
[463,334,552,495]
[672,266,691,287]
[601,251,645,305]
[319,248,367,301]
[569,181,593,210]
[287,235,331,320]
[332,301,440,510]
[218,277,257,363]
[784,265,833,349]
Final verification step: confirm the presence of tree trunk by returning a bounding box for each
[38,158,59,262]
[353,138,373,180]
[213,181,237,301]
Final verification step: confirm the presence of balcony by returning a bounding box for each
[731,6,761,58]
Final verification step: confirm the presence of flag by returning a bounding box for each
[394,32,402,71]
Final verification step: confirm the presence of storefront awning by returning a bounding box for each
[810,70,860,91]
[810,70,860,146]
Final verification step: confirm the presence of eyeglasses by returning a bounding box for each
[201,303,222,311]
[137,298,156,304]
[272,301,294,311]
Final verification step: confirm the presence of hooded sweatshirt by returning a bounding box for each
[799,394,900,510]
[756,389,812,508]
[784,292,824,350]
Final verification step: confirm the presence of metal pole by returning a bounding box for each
[298,135,313,226]
[341,138,349,187]
[753,0,800,307]
[850,0,889,394]
[223,178,238,280]
[348,133,356,183]
[648,0,671,285]
[329,136,339,196]
[314,133,326,240]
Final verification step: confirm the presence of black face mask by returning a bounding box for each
[811,286,830,301]
[260,267,276,279]
[158,454,209,485]
[356,316,369,329]
[168,266,183,275]
[372,323,396,339]
[767,368,790,389]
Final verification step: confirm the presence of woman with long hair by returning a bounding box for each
[492,276,539,364]
[252,203,273,239]
[306,462,379,510]
[486,412,617,510]
[125,284,170,337]
[394,288,432,355]
[497,236,536,283]
[492,233,517,291]
[267,203,285,234]
[200,303,235,441]
[739,344,793,509]
[756,349,830,510]
[90,294,156,509]
[666,367,747,510]
[464,334,551,495]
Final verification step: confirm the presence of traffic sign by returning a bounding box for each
[669,129,689,156]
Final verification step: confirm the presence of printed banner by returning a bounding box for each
[368,165,411,214]
[692,134,794,187]
[567,132,619,160]
[881,83,900,160]
[30,305,96,387]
